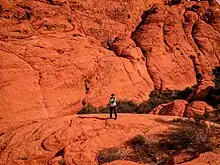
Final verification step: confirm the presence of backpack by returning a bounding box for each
[109,97,115,104]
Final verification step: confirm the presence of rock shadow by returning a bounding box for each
[77,116,110,120]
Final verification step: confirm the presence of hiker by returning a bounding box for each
[109,93,117,120]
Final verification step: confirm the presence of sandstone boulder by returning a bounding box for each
[179,152,220,165]
[150,102,171,115]
[184,101,214,118]
[152,100,188,116]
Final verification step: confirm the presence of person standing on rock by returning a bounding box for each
[109,93,117,120]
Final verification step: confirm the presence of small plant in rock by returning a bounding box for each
[98,106,108,113]
[97,147,121,164]
[129,135,146,148]
[172,118,184,122]
[194,113,206,125]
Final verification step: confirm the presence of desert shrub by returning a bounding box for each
[97,147,121,164]
[172,118,184,122]
[175,86,197,100]
[137,101,153,114]
[98,106,108,113]
[203,111,211,120]
[160,120,217,153]
[97,120,219,165]
[205,66,220,107]
[127,135,167,164]
[194,113,206,124]
[129,135,146,148]
[77,86,197,115]
[77,104,98,114]
[116,100,138,113]
[137,88,195,114]
[203,110,220,124]
[148,90,175,108]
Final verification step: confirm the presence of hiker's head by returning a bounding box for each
[111,93,115,97]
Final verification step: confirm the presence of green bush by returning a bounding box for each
[137,101,153,114]
[97,147,121,164]
[116,100,138,113]
[77,104,98,114]
[98,106,108,113]
[137,87,195,114]
[77,86,197,115]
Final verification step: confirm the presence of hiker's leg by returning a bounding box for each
[114,106,117,120]
[110,106,113,118]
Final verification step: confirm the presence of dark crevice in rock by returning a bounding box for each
[167,0,183,6]
[130,9,156,89]
[78,116,109,120]
[41,139,50,151]
[189,55,203,81]
[84,78,90,95]
[54,147,65,158]
[69,119,73,127]
[162,24,171,51]
[131,10,150,37]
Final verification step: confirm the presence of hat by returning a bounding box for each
[111,93,115,96]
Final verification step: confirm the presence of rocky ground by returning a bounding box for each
[0,114,220,165]
[0,0,220,164]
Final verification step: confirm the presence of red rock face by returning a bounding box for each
[157,100,188,116]
[152,100,214,118]
[184,100,214,117]
[0,0,220,121]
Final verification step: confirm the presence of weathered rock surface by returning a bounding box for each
[0,0,220,121]
[0,114,219,165]
[151,100,215,117]
[151,100,188,116]
[180,152,220,165]
[158,100,188,116]
[0,114,178,165]
[184,100,214,117]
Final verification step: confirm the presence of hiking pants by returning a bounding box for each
[110,106,117,119]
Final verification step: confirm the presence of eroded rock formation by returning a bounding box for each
[0,0,219,121]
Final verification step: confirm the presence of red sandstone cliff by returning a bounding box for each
[0,0,219,120]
